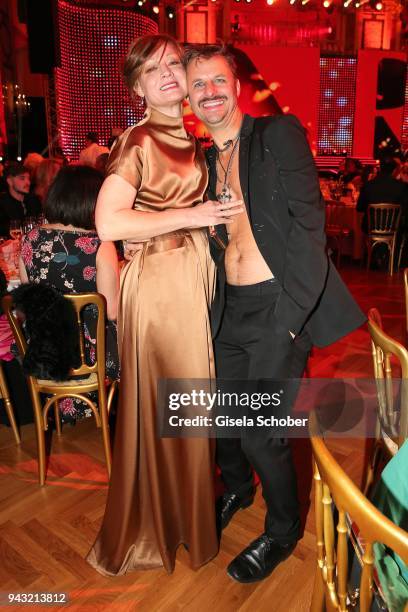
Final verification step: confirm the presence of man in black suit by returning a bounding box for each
[357,157,407,233]
[184,44,366,583]
[0,162,41,238]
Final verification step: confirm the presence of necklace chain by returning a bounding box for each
[215,135,238,154]
[216,134,240,204]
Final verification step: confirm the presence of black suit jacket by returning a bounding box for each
[0,192,42,238]
[207,113,366,348]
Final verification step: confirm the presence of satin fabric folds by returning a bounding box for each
[87,108,218,575]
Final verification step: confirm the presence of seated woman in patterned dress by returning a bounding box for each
[18,165,120,424]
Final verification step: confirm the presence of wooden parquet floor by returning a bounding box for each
[0,266,406,612]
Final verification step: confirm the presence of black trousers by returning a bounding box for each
[214,279,311,544]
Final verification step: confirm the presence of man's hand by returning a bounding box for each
[187,199,244,228]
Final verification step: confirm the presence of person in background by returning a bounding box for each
[360,163,376,186]
[19,165,119,424]
[107,127,124,150]
[357,156,407,233]
[396,161,408,183]
[33,158,62,206]
[23,152,44,180]
[95,153,109,176]
[79,131,109,168]
[396,161,408,265]
[0,162,42,238]
[339,157,363,189]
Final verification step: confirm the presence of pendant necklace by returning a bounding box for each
[209,130,241,250]
[215,133,240,204]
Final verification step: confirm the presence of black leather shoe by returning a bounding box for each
[218,491,255,531]
[227,533,297,583]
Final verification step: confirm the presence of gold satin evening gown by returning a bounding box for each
[86,108,218,575]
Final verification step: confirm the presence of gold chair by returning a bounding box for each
[404,269,408,338]
[398,235,406,269]
[366,203,401,275]
[363,308,408,495]
[325,201,352,268]
[368,308,408,449]
[2,293,112,485]
[309,411,408,612]
[0,362,21,444]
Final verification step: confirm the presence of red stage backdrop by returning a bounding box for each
[353,49,406,159]
[233,46,405,159]
[55,0,157,160]
[237,45,320,155]
[403,64,408,151]
[53,4,406,162]
[318,56,357,157]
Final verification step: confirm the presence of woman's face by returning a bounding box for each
[136,43,187,111]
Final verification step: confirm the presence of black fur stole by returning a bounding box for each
[11,283,81,381]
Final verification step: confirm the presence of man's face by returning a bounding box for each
[7,172,30,196]
[186,55,240,128]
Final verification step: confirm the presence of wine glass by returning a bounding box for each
[9,220,22,241]
[23,216,36,234]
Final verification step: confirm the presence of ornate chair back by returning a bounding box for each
[366,204,401,275]
[0,361,20,444]
[404,269,408,338]
[367,203,401,235]
[309,411,408,612]
[1,292,112,485]
[368,308,408,450]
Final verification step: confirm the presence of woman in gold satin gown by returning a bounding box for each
[86,34,243,575]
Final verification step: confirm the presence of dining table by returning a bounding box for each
[320,179,364,260]
[329,197,364,260]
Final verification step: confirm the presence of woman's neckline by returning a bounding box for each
[146,107,190,139]
[148,106,184,124]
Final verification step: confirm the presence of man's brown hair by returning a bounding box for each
[123,34,183,95]
[183,44,238,79]
[4,162,29,180]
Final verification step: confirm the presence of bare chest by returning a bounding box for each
[215,147,273,283]
[215,149,252,243]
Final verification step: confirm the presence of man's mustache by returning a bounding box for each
[198,96,227,107]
